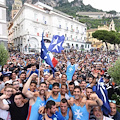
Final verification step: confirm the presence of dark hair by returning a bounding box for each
[31,63,36,67]
[86,87,93,91]
[20,72,26,75]
[69,81,75,86]
[52,82,59,88]
[46,100,55,110]
[71,57,75,60]
[61,84,67,89]
[61,74,67,78]
[31,57,36,60]
[74,86,81,92]
[14,92,24,98]
[40,82,47,86]
[30,80,37,85]
[12,80,19,84]
[80,80,86,84]
[61,98,68,104]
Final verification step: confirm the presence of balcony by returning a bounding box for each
[76,30,79,33]
[71,29,74,32]
[66,27,68,31]
[58,25,61,29]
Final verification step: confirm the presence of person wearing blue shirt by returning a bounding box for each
[69,86,103,120]
[58,98,72,120]
[26,63,39,78]
[39,100,65,120]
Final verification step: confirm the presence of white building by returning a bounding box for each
[76,12,114,19]
[12,1,91,53]
[0,0,8,47]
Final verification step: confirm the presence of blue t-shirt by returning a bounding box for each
[38,111,65,120]
[26,69,39,78]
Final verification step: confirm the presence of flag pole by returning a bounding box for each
[38,53,41,87]
[38,31,44,87]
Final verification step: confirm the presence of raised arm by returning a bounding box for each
[79,55,87,66]
[62,50,67,63]
[0,95,9,110]
[86,93,103,112]
[22,73,38,98]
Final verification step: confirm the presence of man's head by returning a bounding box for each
[88,77,93,84]
[61,74,67,83]
[11,72,17,80]
[72,74,78,81]
[60,98,68,114]
[31,64,37,71]
[61,84,67,95]
[55,76,60,83]
[20,72,26,81]
[93,106,103,120]
[52,82,60,95]
[31,57,36,64]
[70,58,75,65]
[86,87,93,100]
[109,100,117,116]
[14,92,24,107]
[73,86,81,100]
[4,85,13,98]
[46,100,56,115]
[30,81,37,92]
[12,80,20,91]
[80,80,87,90]
[3,76,9,83]
[69,82,75,94]
[39,82,47,95]
[44,74,49,81]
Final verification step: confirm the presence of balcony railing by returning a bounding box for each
[71,29,74,32]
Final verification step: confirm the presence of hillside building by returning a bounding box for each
[11,0,22,19]
[86,20,116,50]
[10,1,91,53]
[0,0,8,47]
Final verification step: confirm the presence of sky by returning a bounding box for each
[68,0,120,12]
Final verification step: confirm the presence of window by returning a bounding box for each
[0,24,2,35]
[0,9,2,19]
[85,44,87,48]
[76,44,78,49]
[88,44,89,48]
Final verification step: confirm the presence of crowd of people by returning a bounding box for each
[0,49,120,120]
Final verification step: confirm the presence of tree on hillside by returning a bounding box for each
[115,32,120,51]
[92,30,111,53]
[107,31,117,50]
[0,43,9,66]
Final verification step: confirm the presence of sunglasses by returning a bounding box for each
[109,100,116,104]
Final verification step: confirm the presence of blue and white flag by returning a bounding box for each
[41,33,56,74]
[96,77,111,115]
[48,35,65,53]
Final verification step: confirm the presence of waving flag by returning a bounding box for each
[41,33,56,74]
[96,77,111,115]
[48,35,65,53]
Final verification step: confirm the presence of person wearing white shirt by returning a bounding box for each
[93,106,113,120]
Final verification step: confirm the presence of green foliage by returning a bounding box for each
[108,59,120,85]
[0,43,9,66]
[107,10,117,15]
[92,30,110,42]
[55,3,102,17]
[92,30,120,45]
[111,93,120,105]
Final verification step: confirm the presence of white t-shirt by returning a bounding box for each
[0,99,11,120]
[67,61,78,70]
[103,116,113,120]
